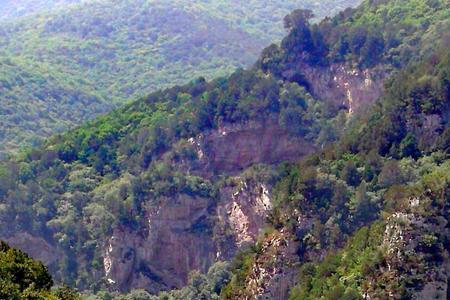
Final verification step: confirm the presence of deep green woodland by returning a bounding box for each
[0,0,449,299]
[0,0,361,157]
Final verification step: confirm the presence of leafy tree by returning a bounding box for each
[0,241,81,299]
[341,160,361,187]
[55,285,82,300]
[283,9,315,31]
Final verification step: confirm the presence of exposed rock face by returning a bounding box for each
[98,119,315,292]
[195,118,316,174]
[285,63,387,114]
[218,179,272,248]
[102,179,276,293]
[103,194,217,292]
[2,117,316,293]
[235,229,299,300]
[366,198,450,300]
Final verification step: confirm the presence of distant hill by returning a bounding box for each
[0,0,362,157]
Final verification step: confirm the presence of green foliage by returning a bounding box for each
[0,241,53,299]
[222,2,450,298]
[260,0,450,72]
[285,152,449,298]
[343,48,450,157]
[326,0,450,66]
[289,223,385,300]
[0,0,362,157]
[0,240,81,299]
[0,1,77,20]
[0,0,449,297]
[220,250,256,299]
[55,285,82,300]
[341,160,361,187]
[0,58,327,288]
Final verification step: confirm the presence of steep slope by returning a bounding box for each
[0,67,323,292]
[0,0,362,157]
[0,0,448,298]
[223,53,450,299]
[220,1,450,299]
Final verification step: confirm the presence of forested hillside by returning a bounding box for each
[222,1,450,298]
[0,0,361,157]
[0,0,78,20]
[0,0,448,299]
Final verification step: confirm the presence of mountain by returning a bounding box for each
[0,0,448,298]
[0,0,362,157]
[0,0,79,20]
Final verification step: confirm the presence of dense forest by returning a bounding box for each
[0,0,79,20]
[0,0,361,157]
[225,44,450,300]
[222,0,450,298]
[0,0,448,299]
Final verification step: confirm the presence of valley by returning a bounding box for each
[0,0,361,157]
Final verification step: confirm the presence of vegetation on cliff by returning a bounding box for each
[221,0,450,297]
[0,0,448,298]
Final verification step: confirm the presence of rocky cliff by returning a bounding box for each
[101,118,317,292]
[1,56,394,294]
[284,63,388,115]
[2,1,448,298]
[3,118,316,292]
[2,58,392,293]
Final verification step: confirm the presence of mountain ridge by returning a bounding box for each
[0,0,448,298]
